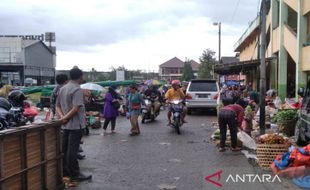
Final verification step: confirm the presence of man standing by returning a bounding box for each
[56,68,92,181]
[51,74,68,119]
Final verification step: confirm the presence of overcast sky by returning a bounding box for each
[0,0,260,72]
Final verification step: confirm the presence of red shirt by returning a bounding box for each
[222,104,244,126]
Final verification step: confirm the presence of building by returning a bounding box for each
[215,0,310,99]
[159,57,200,80]
[0,34,56,86]
[219,56,246,83]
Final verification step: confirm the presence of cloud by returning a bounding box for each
[0,0,260,71]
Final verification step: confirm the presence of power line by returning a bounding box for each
[230,0,241,24]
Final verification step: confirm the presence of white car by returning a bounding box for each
[185,79,219,114]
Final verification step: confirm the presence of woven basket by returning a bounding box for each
[257,143,289,169]
[277,119,297,137]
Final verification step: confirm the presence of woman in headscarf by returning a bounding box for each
[102,86,121,135]
[127,85,144,136]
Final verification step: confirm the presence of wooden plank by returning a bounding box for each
[27,167,41,190]
[40,129,46,190]
[0,138,3,190]
[20,133,28,190]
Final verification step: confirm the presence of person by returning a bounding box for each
[165,80,187,125]
[127,84,144,136]
[218,97,244,152]
[0,85,13,98]
[143,85,162,114]
[102,86,121,135]
[56,68,92,181]
[51,74,69,119]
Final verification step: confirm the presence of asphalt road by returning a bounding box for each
[74,110,300,190]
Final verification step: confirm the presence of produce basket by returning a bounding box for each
[257,143,290,169]
[277,119,297,137]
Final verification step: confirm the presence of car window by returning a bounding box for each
[188,82,217,92]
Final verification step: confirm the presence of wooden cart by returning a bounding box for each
[0,122,64,190]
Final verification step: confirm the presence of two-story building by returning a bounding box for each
[159,57,200,80]
[215,0,310,99]
[0,35,56,86]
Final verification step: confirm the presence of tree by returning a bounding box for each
[182,61,194,81]
[198,49,216,79]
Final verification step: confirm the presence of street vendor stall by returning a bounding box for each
[0,121,64,190]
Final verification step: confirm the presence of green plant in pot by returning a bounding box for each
[275,109,298,137]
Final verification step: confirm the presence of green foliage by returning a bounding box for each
[198,49,216,79]
[181,62,194,81]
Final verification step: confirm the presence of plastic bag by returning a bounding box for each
[237,131,257,150]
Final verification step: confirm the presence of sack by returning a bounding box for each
[132,103,141,110]
[112,101,120,109]
[237,131,257,150]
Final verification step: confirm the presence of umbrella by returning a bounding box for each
[144,79,160,86]
[226,80,238,86]
[81,83,105,92]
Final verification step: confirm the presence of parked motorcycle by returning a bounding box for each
[168,99,184,135]
[8,90,28,127]
[0,97,11,130]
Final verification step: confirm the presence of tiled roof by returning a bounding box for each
[220,56,239,64]
[160,57,200,71]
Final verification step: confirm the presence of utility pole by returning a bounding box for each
[213,22,221,80]
[259,0,267,135]
[218,22,221,66]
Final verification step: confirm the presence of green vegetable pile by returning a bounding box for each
[273,109,298,123]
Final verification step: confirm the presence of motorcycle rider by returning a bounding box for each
[165,80,187,125]
[143,85,162,115]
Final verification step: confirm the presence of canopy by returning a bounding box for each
[96,80,135,87]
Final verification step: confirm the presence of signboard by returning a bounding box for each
[0,35,44,41]
[45,32,56,42]
[116,70,125,81]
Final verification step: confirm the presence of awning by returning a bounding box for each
[214,58,273,75]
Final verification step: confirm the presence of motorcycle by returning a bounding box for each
[0,97,11,130]
[169,99,184,135]
[7,90,28,127]
[141,96,160,123]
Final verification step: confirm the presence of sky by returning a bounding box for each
[0,0,260,72]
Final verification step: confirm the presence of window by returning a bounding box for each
[189,81,217,92]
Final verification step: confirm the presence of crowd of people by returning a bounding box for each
[51,66,263,181]
[52,66,193,182]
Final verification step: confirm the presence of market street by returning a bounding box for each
[75,110,297,190]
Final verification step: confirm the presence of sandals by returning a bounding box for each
[219,147,226,152]
[129,132,139,136]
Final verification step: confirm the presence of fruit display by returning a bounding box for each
[257,134,291,145]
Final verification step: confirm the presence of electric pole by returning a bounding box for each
[259,0,267,135]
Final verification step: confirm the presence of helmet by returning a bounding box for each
[0,97,11,110]
[171,80,180,86]
[8,90,26,107]
[298,87,305,97]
